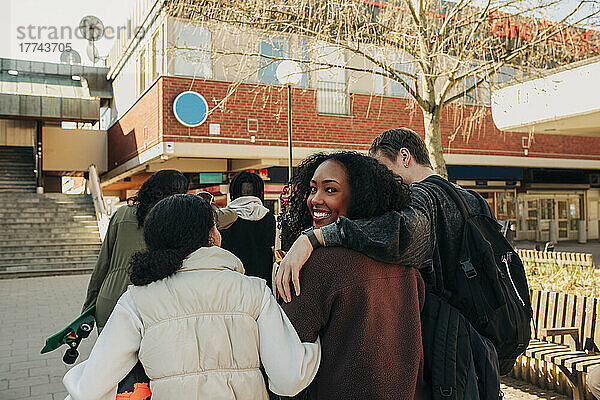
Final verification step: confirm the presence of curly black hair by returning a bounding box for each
[279,151,412,250]
[127,170,189,228]
[129,194,215,286]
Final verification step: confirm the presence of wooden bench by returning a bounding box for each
[511,289,600,399]
[516,249,595,269]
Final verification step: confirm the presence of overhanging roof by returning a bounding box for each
[0,58,112,122]
[491,57,600,137]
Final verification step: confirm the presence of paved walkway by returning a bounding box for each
[0,275,570,400]
[0,275,96,400]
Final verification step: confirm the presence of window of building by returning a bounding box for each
[316,43,348,115]
[390,52,415,99]
[463,62,490,106]
[174,23,212,79]
[151,30,161,81]
[464,74,478,105]
[258,38,288,84]
[496,65,516,85]
[298,38,310,88]
[138,51,146,95]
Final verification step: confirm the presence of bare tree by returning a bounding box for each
[167,0,600,177]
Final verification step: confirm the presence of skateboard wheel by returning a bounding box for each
[63,348,79,364]
[77,323,92,339]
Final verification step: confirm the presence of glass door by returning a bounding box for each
[516,197,539,241]
[538,198,554,242]
[557,200,569,239]
[568,196,581,240]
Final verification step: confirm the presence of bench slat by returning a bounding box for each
[583,297,596,350]
[565,294,577,349]
[563,354,600,369]
[547,292,558,344]
[531,289,541,339]
[574,357,600,373]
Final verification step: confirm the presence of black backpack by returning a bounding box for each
[421,176,533,398]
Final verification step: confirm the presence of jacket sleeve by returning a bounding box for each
[82,211,119,312]
[257,286,321,397]
[214,207,238,230]
[319,186,433,268]
[64,291,143,400]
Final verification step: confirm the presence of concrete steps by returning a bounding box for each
[0,192,102,277]
[0,146,36,193]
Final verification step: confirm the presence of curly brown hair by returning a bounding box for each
[279,151,412,250]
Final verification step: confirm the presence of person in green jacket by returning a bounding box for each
[82,170,190,330]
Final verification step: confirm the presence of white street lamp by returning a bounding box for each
[276,60,303,182]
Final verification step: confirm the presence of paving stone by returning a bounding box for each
[0,386,30,399]
[2,368,30,380]
[30,382,68,397]
[9,375,49,388]
[10,359,46,371]
[53,392,68,400]
[23,395,54,400]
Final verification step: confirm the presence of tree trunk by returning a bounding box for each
[422,107,448,179]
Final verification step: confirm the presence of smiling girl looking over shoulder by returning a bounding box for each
[279,151,430,400]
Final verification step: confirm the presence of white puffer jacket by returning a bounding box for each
[64,247,320,400]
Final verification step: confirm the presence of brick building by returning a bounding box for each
[99,0,600,242]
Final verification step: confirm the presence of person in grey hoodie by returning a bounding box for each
[221,171,276,287]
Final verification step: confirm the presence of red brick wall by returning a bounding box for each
[108,76,600,169]
[108,79,162,168]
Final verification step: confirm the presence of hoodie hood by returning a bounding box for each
[225,196,269,221]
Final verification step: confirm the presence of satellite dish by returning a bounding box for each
[86,42,99,63]
[60,49,82,65]
[79,15,104,42]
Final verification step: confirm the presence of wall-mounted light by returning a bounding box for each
[71,75,81,81]
[7,70,18,76]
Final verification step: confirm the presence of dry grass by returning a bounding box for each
[525,263,600,298]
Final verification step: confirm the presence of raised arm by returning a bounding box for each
[276,186,433,302]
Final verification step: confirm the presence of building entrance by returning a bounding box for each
[517,193,583,242]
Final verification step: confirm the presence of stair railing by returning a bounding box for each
[88,164,111,240]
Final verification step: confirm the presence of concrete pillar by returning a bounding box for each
[578,220,587,244]
[35,120,43,194]
[549,220,558,242]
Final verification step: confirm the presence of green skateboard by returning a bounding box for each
[41,305,96,364]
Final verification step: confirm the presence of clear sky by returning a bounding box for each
[0,0,138,66]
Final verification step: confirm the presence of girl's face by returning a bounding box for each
[307,159,351,229]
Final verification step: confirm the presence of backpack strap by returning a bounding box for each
[466,189,495,219]
[426,176,490,326]
[426,175,472,220]
[414,183,443,293]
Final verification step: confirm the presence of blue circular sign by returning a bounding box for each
[173,91,209,127]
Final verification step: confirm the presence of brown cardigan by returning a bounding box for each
[282,247,427,400]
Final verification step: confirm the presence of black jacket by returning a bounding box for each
[221,212,276,287]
